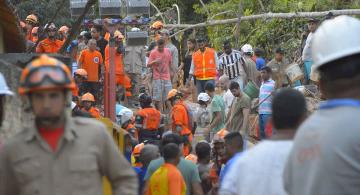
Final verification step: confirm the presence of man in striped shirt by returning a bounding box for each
[219,41,246,90]
[259,66,275,139]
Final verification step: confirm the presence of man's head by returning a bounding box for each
[197,38,206,52]
[312,16,360,99]
[205,81,215,98]
[197,92,210,108]
[81,92,95,110]
[229,81,241,97]
[223,40,232,55]
[161,132,183,154]
[218,75,230,91]
[139,93,152,108]
[160,29,170,42]
[88,39,97,51]
[260,66,272,81]
[308,18,319,33]
[74,68,88,84]
[167,89,183,106]
[25,14,38,30]
[195,141,211,164]
[90,26,102,39]
[275,48,285,62]
[224,132,243,159]
[254,48,264,57]
[45,23,57,39]
[163,143,181,165]
[157,38,166,52]
[140,144,160,168]
[272,88,307,131]
[18,55,75,128]
[241,44,253,56]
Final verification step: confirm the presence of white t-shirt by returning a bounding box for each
[223,89,234,116]
[219,140,293,195]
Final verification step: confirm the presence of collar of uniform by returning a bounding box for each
[25,118,77,142]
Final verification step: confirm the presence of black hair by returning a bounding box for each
[157,38,165,46]
[260,66,272,74]
[198,100,207,106]
[229,81,240,90]
[161,133,182,147]
[204,81,215,92]
[195,142,211,160]
[83,32,92,40]
[224,132,243,150]
[163,143,180,162]
[91,26,102,33]
[319,53,360,98]
[188,38,197,45]
[272,88,306,129]
[254,48,264,56]
[223,40,231,46]
[275,47,285,54]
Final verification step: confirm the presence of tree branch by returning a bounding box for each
[166,9,360,30]
[148,0,166,23]
[58,0,97,54]
[199,0,210,18]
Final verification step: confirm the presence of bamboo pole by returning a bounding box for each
[167,9,360,35]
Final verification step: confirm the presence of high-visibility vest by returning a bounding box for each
[172,101,192,136]
[136,108,161,131]
[192,48,217,80]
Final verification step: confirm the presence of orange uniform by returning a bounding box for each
[135,108,161,130]
[78,49,103,82]
[171,101,193,156]
[82,107,100,118]
[192,47,217,80]
[36,38,63,53]
[104,45,132,89]
[147,163,186,195]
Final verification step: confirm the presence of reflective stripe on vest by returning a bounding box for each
[193,48,217,80]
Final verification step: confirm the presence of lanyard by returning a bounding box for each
[319,99,360,109]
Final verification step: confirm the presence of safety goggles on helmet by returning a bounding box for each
[25,66,71,87]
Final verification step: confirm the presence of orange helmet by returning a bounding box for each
[133,143,145,157]
[167,89,182,100]
[31,27,38,34]
[74,68,88,78]
[58,25,69,34]
[217,128,229,139]
[212,129,229,144]
[81,92,95,102]
[151,21,164,29]
[18,55,75,95]
[25,14,38,24]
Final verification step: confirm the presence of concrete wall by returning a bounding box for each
[0,59,33,142]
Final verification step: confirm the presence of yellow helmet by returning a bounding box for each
[81,92,95,102]
[25,14,38,24]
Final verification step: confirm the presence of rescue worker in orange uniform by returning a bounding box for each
[81,92,101,118]
[132,143,145,168]
[135,93,164,145]
[117,108,138,141]
[167,89,193,156]
[25,14,38,42]
[104,30,132,99]
[36,23,64,53]
[188,38,219,94]
[151,21,164,42]
[72,68,87,103]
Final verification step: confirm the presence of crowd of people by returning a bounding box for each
[0,11,359,195]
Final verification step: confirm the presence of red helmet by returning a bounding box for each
[18,55,75,95]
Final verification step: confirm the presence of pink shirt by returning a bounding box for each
[147,47,172,80]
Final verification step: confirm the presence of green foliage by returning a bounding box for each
[194,0,360,60]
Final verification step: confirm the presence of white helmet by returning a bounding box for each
[117,108,133,125]
[312,16,360,70]
[197,92,210,102]
[131,27,141,32]
[0,73,13,95]
[241,44,253,54]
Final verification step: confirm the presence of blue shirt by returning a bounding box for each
[219,152,242,184]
